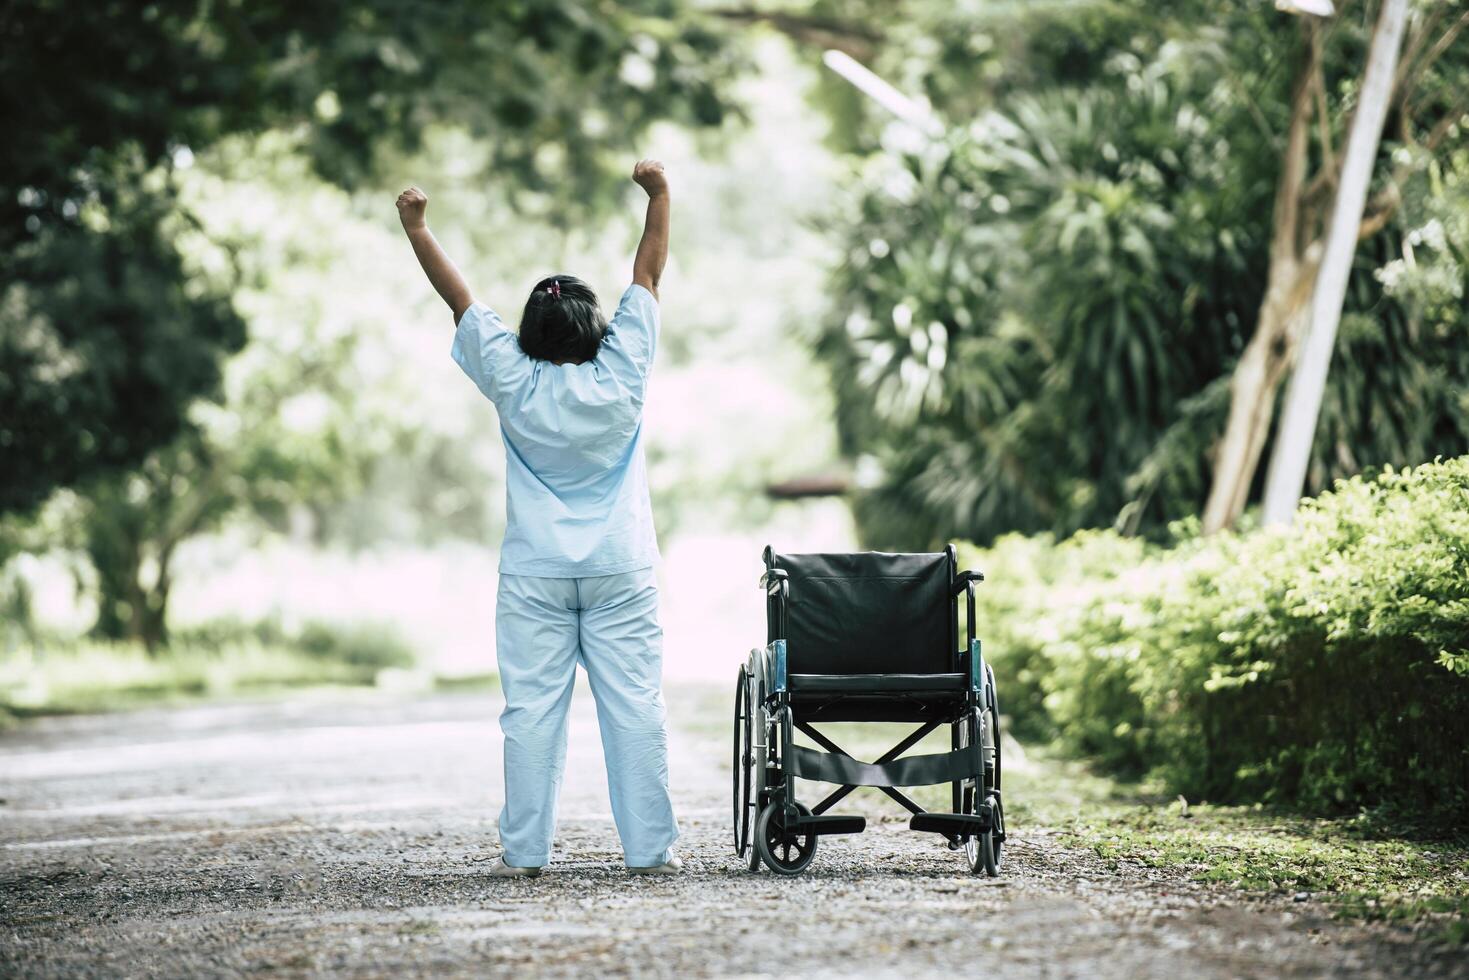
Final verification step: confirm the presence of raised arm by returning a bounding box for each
[630,159,670,300]
[396,186,475,325]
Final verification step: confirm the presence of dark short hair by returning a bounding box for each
[518,275,606,364]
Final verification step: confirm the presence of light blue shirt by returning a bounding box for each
[450,284,661,577]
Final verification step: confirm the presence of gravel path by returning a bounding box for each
[1,687,1461,978]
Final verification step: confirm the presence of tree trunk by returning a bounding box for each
[89,532,141,643]
[86,500,172,654]
[1201,255,1323,532]
[136,581,169,654]
[138,543,174,654]
[1201,31,1321,534]
[90,541,169,654]
[1261,0,1411,525]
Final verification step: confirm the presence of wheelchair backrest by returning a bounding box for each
[767,550,954,675]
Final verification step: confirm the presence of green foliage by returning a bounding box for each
[293,620,414,671]
[28,143,402,650]
[172,615,414,671]
[22,127,523,649]
[814,0,1469,547]
[3,0,741,227]
[1328,145,1469,491]
[822,40,1265,544]
[1066,805,1469,943]
[965,455,1469,819]
[740,685,1469,939]
[1,0,743,516]
[0,616,412,721]
[0,182,248,516]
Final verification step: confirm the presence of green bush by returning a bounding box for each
[1,617,417,721]
[294,620,414,670]
[0,638,379,721]
[169,615,291,649]
[966,456,1469,818]
[172,616,414,671]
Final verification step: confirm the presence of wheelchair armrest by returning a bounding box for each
[951,569,985,596]
[749,639,788,695]
[759,568,789,593]
[961,638,987,696]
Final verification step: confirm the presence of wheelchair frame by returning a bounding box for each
[733,545,1007,876]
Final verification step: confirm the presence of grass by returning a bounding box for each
[707,698,1469,943]
[0,641,374,721]
[0,639,499,724]
[1057,802,1469,944]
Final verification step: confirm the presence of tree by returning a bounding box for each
[1,183,247,516]
[1,0,742,517]
[817,37,1265,546]
[802,0,1469,547]
[1203,0,1468,532]
[59,136,496,650]
[74,342,363,651]
[1261,0,1411,525]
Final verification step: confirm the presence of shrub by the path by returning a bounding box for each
[965,456,1469,818]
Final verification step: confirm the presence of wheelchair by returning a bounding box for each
[733,546,1007,876]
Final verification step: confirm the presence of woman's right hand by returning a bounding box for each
[632,160,668,198]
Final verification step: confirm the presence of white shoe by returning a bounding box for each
[628,855,683,876]
[488,857,542,878]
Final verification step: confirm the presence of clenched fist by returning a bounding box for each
[396,186,428,231]
[632,159,668,198]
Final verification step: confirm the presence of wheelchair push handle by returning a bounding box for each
[951,569,985,595]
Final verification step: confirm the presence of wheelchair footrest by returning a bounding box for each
[909,812,989,837]
[795,814,867,836]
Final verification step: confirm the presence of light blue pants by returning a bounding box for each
[494,568,679,868]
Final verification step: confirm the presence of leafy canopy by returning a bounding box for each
[811,0,1469,547]
[0,0,742,516]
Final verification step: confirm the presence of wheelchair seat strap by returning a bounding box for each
[787,743,982,788]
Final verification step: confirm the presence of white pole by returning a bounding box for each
[1260,0,1410,526]
[1275,0,1336,16]
[821,50,941,135]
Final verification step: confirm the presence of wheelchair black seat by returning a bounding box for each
[734,545,1008,877]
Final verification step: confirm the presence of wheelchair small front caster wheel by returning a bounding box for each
[754,801,816,876]
[979,829,1002,876]
[966,829,1002,876]
[968,797,1004,877]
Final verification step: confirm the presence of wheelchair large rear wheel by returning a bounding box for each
[732,666,754,859]
[754,801,816,876]
[984,664,1006,876]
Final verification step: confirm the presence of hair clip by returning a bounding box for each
[547,280,562,299]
